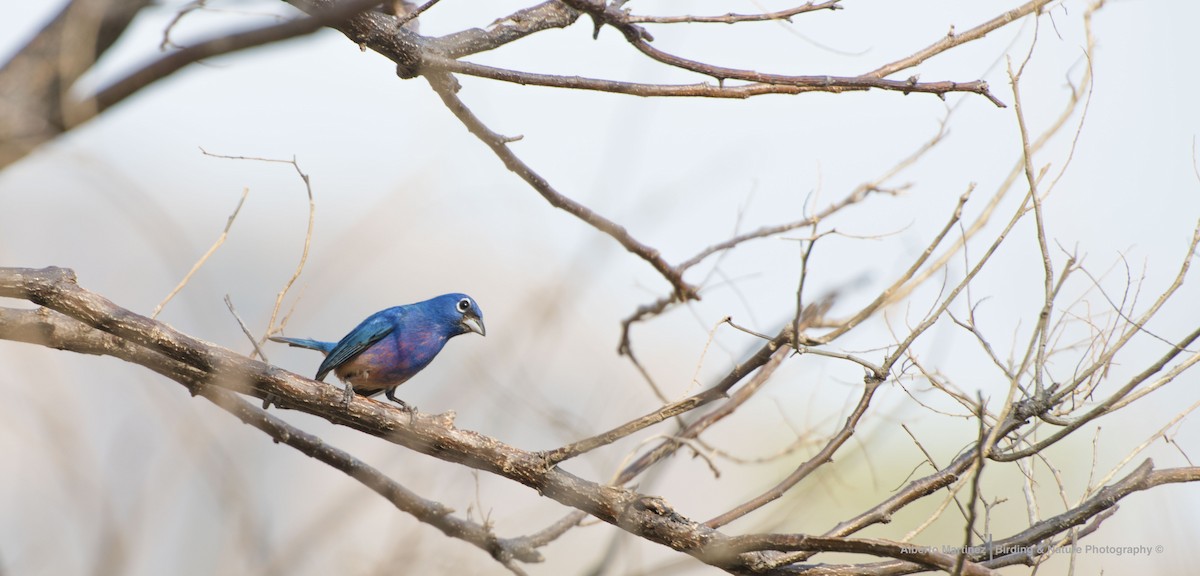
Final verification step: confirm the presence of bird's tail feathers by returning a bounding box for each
[268,336,335,354]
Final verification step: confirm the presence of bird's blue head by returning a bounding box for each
[426,293,486,337]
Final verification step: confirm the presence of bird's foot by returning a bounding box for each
[341,383,355,407]
[385,389,416,412]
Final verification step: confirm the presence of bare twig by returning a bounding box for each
[160,0,209,50]
[151,188,249,319]
[81,0,385,127]
[866,0,1056,79]
[224,294,268,361]
[395,0,441,28]
[542,334,791,466]
[196,151,316,341]
[627,1,842,24]
[953,395,988,575]
[818,186,973,346]
[424,72,697,300]
[425,55,991,101]
[705,376,882,528]
[266,160,315,338]
[1008,58,1056,398]
[614,344,794,485]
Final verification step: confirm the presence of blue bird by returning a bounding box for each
[269,294,484,408]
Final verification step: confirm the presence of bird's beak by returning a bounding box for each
[462,315,486,336]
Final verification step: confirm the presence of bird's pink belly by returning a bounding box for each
[332,335,443,395]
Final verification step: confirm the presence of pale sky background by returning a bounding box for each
[2,1,1199,575]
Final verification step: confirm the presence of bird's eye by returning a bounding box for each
[457,298,472,313]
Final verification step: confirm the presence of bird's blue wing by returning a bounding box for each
[314,313,396,381]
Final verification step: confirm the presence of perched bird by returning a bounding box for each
[269,293,485,408]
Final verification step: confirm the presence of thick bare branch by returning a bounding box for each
[0,306,543,566]
[0,0,152,168]
[2,231,1195,569]
[433,1,582,58]
[0,266,822,573]
[710,533,999,576]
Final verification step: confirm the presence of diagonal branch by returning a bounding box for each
[2,264,1194,575]
[561,0,1011,106]
[542,340,791,466]
[423,72,698,300]
[0,306,543,566]
[0,265,730,571]
[710,533,999,576]
[0,0,153,168]
[0,0,385,170]
[627,38,1005,106]
[990,323,1200,463]
[866,0,1056,79]
[424,54,947,99]
[628,1,843,24]
[85,0,385,123]
[705,375,883,528]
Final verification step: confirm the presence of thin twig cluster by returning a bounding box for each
[2,0,1199,575]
